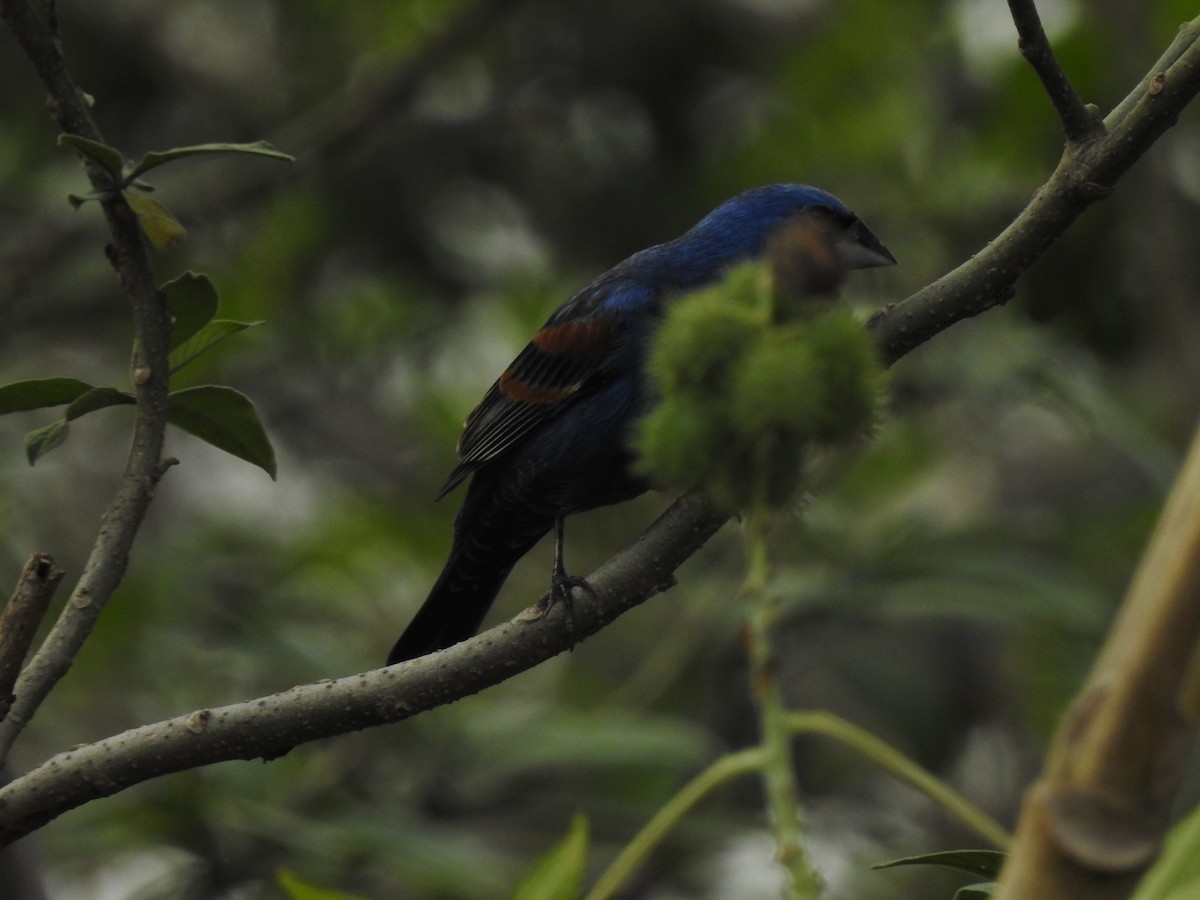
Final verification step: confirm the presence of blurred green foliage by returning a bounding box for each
[2,0,1200,898]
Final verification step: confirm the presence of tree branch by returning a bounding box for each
[867,13,1200,364]
[0,0,174,764]
[2,4,1200,856]
[1006,0,1104,142]
[0,492,727,845]
[0,555,63,723]
[994,404,1200,897]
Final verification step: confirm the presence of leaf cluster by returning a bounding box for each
[60,137,293,249]
[0,271,275,477]
[0,134,292,476]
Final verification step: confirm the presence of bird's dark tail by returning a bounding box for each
[386,549,517,664]
[387,476,555,664]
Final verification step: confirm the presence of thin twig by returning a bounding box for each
[0,0,174,765]
[0,555,64,722]
[867,14,1200,365]
[1006,0,1103,142]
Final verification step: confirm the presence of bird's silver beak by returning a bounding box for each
[836,218,896,270]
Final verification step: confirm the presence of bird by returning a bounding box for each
[387,183,894,664]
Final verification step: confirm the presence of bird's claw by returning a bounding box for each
[537,571,595,649]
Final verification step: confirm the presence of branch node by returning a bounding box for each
[154,457,180,481]
[1043,786,1163,873]
[0,554,65,724]
[1078,181,1113,202]
[184,709,211,734]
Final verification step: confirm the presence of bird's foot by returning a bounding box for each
[538,570,596,649]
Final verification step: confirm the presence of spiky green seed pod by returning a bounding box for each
[805,311,883,442]
[729,326,822,444]
[633,396,727,490]
[648,296,761,398]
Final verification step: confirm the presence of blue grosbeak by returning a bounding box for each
[388,184,893,664]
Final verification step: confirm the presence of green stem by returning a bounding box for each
[582,703,1009,900]
[586,513,1008,900]
[783,710,1012,851]
[744,510,823,898]
[583,748,767,900]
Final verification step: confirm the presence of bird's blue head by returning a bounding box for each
[650,183,894,287]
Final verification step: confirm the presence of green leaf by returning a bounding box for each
[9,382,134,464]
[127,140,295,179]
[25,420,70,466]
[1132,802,1200,900]
[167,385,277,478]
[0,378,94,415]
[955,885,995,899]
[65,387,135,420]
[162,271,220,350]
[873,850,1006,880]
[15,385,135,465]
[276,869,368,900]
[512,814,589,900]
[169,320,263,375]
[123,190,187,249]
[57,134,124,178]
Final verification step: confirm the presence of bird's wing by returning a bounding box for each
[437,309,630,498]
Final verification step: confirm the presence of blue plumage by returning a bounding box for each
[387,184,893,664]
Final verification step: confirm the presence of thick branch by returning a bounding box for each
[994,411,1200,897]
[0,0,174,763]
[0,493,727,845]
[1007,0,1104,142]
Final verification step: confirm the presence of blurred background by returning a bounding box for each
[2,0,1199,897]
